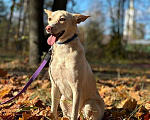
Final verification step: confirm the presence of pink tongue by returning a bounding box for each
[47,35,57,45]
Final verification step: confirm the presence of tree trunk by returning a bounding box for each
[17,0,23,50]
[52,0,68,11]
[29,0,44,66]
[17,0,28,50]
[5,0,15,49]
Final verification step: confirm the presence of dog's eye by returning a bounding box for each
[49,18,52,21]
[60,18,65,21]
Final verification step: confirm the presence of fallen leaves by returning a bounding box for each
[97,76,150,119]
[0,66,150,120]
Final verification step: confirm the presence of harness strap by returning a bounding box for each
[0,47,52,105]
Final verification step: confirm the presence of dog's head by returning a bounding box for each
[44,9,90,45]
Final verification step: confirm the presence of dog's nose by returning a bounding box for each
[45,26,53,32]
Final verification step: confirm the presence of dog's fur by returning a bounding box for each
[44,10,104,120]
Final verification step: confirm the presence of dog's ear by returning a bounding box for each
[73,14,90,24]
[44,9,52,16]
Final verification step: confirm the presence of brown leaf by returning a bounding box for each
[129,91,140,102]
[0,88,12,98]
[143,113,150,120]
[0,79,7,84]
[61,117,69,120]
[10,77,15,84]
[123,98,137,111]
[103,96,113,106]
[22,112,31,120]
[34,99,45,108]
[39,110,46,116]
[16,97,30,106]
[0,69,7,77]
[19,118,23,120]
[145,102,150,110]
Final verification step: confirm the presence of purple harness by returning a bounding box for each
[0,47,52,105]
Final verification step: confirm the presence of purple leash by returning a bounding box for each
[0,47,52,105]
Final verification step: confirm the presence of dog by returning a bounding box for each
[44,9,105,120]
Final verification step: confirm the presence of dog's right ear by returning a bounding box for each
[44,9,52,16]
[73,14,90,24]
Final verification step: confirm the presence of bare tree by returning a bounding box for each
[106,0,129,59]
[5,0,16,48]
[17,0,28,50]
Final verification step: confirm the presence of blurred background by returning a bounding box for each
[0,0,150,71]
[1,1,150,119]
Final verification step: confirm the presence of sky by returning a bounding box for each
[3,0,150,39]
[67,0,91,13]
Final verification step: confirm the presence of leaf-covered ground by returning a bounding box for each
[0,60,150,120]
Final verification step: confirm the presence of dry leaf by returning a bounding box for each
[104,96,113,106]
[129,91,140,102]
[39,110,46,116]
[0,69,7,77]
[0,88,12,98]
[123,98,137,111]
[145,102,150,110]
[34,99,45,108]
[61,117,69,120]
[143,113,150,120]
[0,79,7,84]
[22,112,31,120]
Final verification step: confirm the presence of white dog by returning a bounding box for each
[44,9,104,120]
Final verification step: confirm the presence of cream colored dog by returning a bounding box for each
[44,9,104,120]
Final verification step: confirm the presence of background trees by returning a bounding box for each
[0,0,6,22]
[0,0,150,65]
[82,1,105,62]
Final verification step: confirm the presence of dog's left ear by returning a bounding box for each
[73,14,90,24]
[44,9,52,16]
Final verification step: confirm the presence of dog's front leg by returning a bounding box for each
[50,83,60,119]
[71,89,81,120]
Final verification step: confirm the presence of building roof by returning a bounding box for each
[129,39,150,45]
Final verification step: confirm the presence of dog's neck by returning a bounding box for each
[56,34,77,45]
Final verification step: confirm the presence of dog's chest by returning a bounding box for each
[51,45,79,71]
[50,51,77,81]
[50,66,73,98]
[49,47,80,98]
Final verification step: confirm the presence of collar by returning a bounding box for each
[56,34,78,45]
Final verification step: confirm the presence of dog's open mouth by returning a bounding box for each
[47,30,65,45]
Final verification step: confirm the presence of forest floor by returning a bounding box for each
[0,55,150,120]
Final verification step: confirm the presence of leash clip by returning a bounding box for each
[44,45,53,61]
